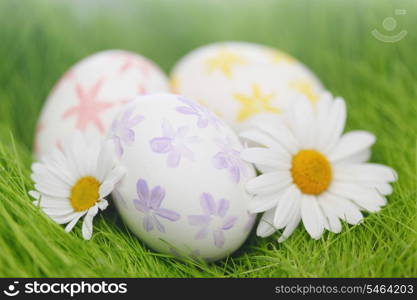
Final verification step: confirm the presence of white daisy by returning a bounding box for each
[29,133,125,240]
[240,93,397,242]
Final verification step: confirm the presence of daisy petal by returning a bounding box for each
[250,116,299,154]
[318,97,346,153]
[99,181,114,199]
[64,212,86,232]
[240,129,277,148]
[37,195,71,209]
[246,171,292,195]
[97,199,109,211]
[31,163,71,190]
[83,142,101,177]
[329,131,375,163]
[315,92,332,150]
[368,182,393,195]
[34,183,69,198]
[241,148,290,170]
[288,99,315,149]
[320,192,363,225]
[256,209,276,238]
[278,210,301,243]
[255,164,279,174]
[240,130,290,157]
[273,185,301,229]
[40,152,75,187]
[42,206,74,216]
[49,212,80,225]
[317,196,342,233]
[329,181,386,212]
[248,193,280,213]
[333,163,397,183]
[300,195,327,239]
[82,206,99,240]
[335,149,371,165]
[63,132,87,178]
[103,166,126,187]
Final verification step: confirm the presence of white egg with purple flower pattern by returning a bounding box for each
[109,94,256,261]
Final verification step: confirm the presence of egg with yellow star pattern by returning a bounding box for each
[171,42,324,130]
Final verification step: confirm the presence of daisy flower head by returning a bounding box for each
[29,133,125,240]
[240,92,397,242]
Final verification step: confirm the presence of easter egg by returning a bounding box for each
[34,50,169,158]
[171,41,324,130]
[109,94,256,261]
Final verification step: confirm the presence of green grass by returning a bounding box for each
[0,0,416,277]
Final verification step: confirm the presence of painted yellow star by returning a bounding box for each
[268,49,295,65]
[206,49,246,78]
[170,76,179,93]
[290,79,318,104]
[234,84,279,122]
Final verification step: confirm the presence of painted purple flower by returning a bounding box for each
[188,193,237,248]
[212,137,247,184]
[109,108,144,157]
[150,120,200,168]
[176,96,221,129]
[133,179,180,232]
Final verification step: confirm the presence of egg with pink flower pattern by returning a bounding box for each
[109,94,256,261]
[34,50,169,158]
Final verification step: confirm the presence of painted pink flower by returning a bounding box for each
[109,108,144,157]
[212,138,247,184]
[112,51,153,78]
[133,179,180,232]
[62,78,113,134]
[150,120,200,168]
[188,193,237,248]
[176,96,220,129]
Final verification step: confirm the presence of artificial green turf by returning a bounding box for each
[0,0,416,277]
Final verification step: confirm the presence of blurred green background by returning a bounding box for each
[0,0,416,277]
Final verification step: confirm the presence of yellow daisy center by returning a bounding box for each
[291,150,332,195]
[70,176,100,212]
